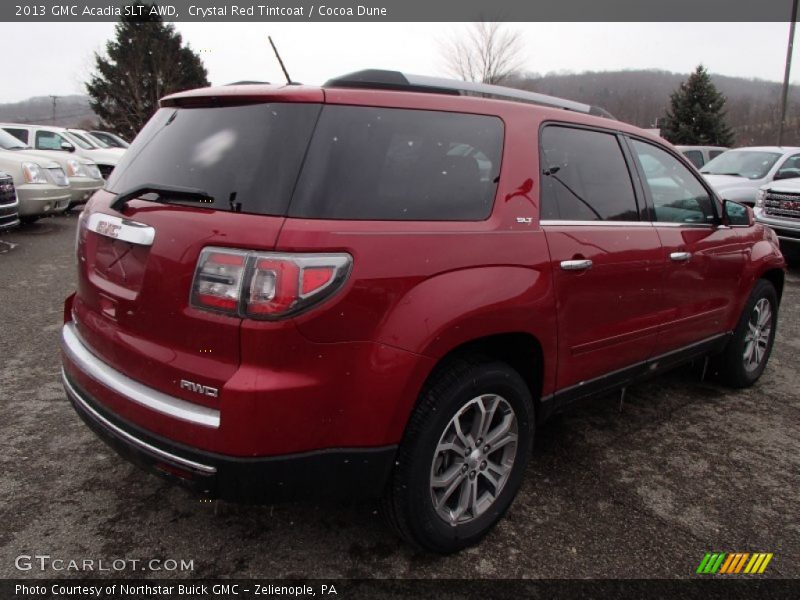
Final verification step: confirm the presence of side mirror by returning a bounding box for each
[722,199,753,227]
[60,142,75,152]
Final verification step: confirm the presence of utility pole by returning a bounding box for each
[49,95,59,124]
[778,0,799,146]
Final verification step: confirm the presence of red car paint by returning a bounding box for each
[61,81,786,496]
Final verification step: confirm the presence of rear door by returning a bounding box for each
[627,137,747,355]
[540,124,664,397]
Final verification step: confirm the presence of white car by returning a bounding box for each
[0,145,70,223]
[699,146,800,206]
[1,123,124,180]
[755,179,800,259]
[0,129,102,208]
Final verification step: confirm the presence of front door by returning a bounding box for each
[627,138,747,355]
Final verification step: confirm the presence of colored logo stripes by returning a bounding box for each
[697,552,773,574]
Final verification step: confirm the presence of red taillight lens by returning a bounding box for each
[191,249,247,314]
[191,248,351,320]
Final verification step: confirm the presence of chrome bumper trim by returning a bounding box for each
[62,369,217,474]
[61,322,220,428]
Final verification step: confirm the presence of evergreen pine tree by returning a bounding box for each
[662,65,734,146]
[86,2,209,139]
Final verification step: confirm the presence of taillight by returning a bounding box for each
[190,247,351,320]
[192,249,247,312]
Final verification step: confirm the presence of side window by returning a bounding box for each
[708,150,724,160]
[682,150,704,168]
[36,131,67,151]
[775,153,800,181]
[4,128,28,144]
[631,139,716,225]
[540,126,639,221]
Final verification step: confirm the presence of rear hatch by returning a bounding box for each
[73,92,322,408]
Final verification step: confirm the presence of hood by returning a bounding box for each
[13,148,95,168]
[701,174,758,190]
[0,149,60,169]
[81,148,125,164]
[764,178,800,194]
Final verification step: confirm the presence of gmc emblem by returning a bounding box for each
[180,379,219,398]
[95,221,122,238]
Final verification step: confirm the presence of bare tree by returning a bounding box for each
[441,22,525,85]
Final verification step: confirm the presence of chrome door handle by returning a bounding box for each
[670,251,692,262]
[560,259,593,271]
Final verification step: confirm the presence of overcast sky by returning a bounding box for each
[0,22,797,103]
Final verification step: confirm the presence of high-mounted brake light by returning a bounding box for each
[190,247,351,320]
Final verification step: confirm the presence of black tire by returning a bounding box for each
[19,215,40,225]
[713,279,778,388]
[381,356,534,554]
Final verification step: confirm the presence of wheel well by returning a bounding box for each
[431,333,544,405]
[761,268,785,303]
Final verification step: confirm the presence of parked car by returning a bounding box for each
[755,179,800,259]
[61,71,786,554]
[699,146,800,206]
[89,130,130,149]
[0,171,20,230]
[676,145,728,169]
[1,123,124,179]
[0,129,102,208]
[0,139,70,224]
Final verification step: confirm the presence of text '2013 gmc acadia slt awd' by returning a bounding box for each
[61,71,786,554]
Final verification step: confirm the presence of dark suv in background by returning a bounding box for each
[61,71,785,553]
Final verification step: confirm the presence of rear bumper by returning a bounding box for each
[61,322,398,501]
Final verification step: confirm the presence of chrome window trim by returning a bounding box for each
[62,370,217,474]
[540,219,653,227]
[61,323,220,428]
[86,212,155,246]
[539,219,714,228]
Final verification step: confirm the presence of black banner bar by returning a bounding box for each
[4,579,800,600]
[1,0,799,23]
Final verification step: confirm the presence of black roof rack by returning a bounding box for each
[324,70,614,119]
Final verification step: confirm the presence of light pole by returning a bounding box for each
[778,0,799,146]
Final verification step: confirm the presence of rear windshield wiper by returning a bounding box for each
[111,184,214,212]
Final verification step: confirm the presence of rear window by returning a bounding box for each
[107,103,322,217]
[107,103,504,221]
[289,106,504,220]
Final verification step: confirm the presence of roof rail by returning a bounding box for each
[324,70,614,119]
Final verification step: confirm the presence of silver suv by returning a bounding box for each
[755,179,800,259]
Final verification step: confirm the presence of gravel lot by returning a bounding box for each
[0,212,798,580]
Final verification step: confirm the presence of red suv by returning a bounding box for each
[61,71,786,554]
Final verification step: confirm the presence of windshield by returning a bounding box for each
[700,150,781,180]
[83,132,111,148]
[0,129,27,150]
[63,132,95,150]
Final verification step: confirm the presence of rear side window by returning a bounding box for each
[107,103,322,217]
[4,128,28,144]
[539,126,639,221]
[682,150,704,168]
[289,106,503,221]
